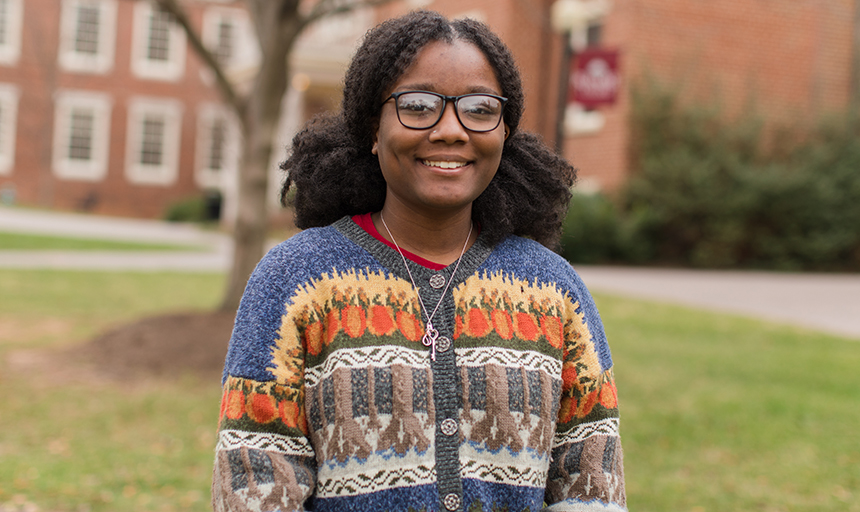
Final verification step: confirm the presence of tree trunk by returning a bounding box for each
[471,364,524,453]
[219,11,304,311]
[380,364,431,455]
[154,0,396,311]
[327,367,373,463]
[220,121,272,311]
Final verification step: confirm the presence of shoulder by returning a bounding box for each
[225,221,379,381]
[484,236,584,289]
[479,235,597,316]
[251,220,374,286]
[262,224,350,266]
[480,236,613,368]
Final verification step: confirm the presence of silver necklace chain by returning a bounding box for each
[380,213,472,361]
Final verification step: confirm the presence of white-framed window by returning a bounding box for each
[195,103,239,189]
[0,83,19,175]
[58,0,117,74]
[201,7,258,72]
[52,90,112,181]
[125,97,182,185]
[131,1,186,81]
[0,0,23,66]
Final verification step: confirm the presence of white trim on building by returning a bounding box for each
[130,1,186,81]
[194,102,239,190]
[0,0,23,66]
[201,6,259,74]
[125,96,183,186]
[51,90,113,181]
[564,102,605,135]
[58,0,118,74]
[0,83,19,175]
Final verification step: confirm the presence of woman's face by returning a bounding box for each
[372,39,507,217]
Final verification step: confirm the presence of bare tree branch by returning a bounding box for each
[152,0,246,115]
[123,0,399,310]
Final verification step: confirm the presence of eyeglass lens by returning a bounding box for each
[395,92,504,132]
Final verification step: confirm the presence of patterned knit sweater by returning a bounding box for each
[212,216,627,512]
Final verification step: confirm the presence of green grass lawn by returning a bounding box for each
[599,295,860,512]
[0,231,202,251]
[0,269,858,511]
[0,270,226,512]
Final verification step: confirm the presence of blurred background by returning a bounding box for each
[1,0,859,271]
[0,0,858,511]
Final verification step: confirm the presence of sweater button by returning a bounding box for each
[436,336,452,353]
[429,274,446,288]
[440,418,458,436]
[443,493,461,511]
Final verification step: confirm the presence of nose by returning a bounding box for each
[429,101,469,142]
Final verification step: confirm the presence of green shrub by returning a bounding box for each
[165,196,208,223]
[560,192,620,263]
[560,192,656,265]
[617,82,860,270]
[164,192,222,223]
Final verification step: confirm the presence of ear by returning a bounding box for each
[503,123,511,141]
[371,122,380,155]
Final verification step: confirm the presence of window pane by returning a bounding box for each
[68,108,95,161]
[215,20,233,65]
[0,0,8,46]
[140,116,164,166]
[147,8,172,61]
[208,117,226,171]
[74,4,101,55]
[0,103,5,150]
[586,24,602,47]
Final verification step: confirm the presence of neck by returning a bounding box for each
[374,205,475,266]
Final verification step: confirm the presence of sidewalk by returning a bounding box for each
[2,206,859,339]
[574,266,860,340]
[0,206,232,272]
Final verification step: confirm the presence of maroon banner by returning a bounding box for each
[568,49,620,108]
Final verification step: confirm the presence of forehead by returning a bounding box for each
[390,39,502,96]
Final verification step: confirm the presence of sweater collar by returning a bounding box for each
[333,215,494,286]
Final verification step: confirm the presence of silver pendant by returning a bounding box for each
[423,321,439,361]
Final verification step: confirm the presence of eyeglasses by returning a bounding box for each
[383,91,508,133]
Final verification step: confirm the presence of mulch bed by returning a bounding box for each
[71,311,236,381]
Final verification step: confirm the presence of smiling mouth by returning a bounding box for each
[422,160,468,169]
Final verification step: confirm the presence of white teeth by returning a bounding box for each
[423,160,467,169]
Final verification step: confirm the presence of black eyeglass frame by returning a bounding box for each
[382,90,509,133]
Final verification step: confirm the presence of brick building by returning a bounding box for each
[565,0,858,191]
[2,0,234,218]
[0,0,857,220]
[0,0,370,220]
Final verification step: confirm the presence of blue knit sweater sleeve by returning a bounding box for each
[213,225,380,512]
[221,226,379,383]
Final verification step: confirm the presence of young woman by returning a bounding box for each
[213,11,626,512]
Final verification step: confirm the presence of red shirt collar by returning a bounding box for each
[352,213,448,271]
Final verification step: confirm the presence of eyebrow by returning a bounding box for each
[394,83,502,95]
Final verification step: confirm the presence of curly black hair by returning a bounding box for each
[281,10,576,249]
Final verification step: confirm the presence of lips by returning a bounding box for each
[422,160,468,169]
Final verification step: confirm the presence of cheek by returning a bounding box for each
[374,138,412,183]
[376,130,420,166]
[481,136,505,171]
[375,112,410,147]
